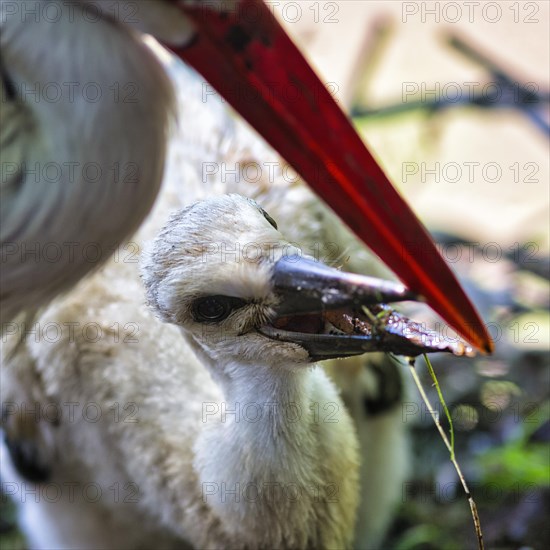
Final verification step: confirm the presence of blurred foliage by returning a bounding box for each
[354,65,549,542]
[477,400,549,488]
[478,440,548,488]
[382,249,550,550]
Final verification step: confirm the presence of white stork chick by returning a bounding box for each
[1,187,431,549]
[5,191,418,549]
[142,193,362,548]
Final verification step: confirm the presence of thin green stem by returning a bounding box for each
[424,354,455,461]
[408,358,484,550]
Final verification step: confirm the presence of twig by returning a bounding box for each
[408,357,484,550]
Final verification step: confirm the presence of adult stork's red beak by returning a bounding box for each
[167,0,493,354]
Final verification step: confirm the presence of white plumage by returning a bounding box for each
[0,0,186,323]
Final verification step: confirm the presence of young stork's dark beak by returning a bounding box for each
[166,0,493,354]
[259,257,475,362]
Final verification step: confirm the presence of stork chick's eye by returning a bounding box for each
[192,296,247,323]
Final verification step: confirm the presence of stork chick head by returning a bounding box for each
[143,194,310,368]
[143,194,468,372]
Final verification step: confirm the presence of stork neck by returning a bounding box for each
[191,342,357,547]
[184,333,319,426]
[218,363,312,418]
[196,361,335,482]
[197,359,341,467]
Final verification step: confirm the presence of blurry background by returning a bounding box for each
[281,1,549,548]
[1,1,548,549]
